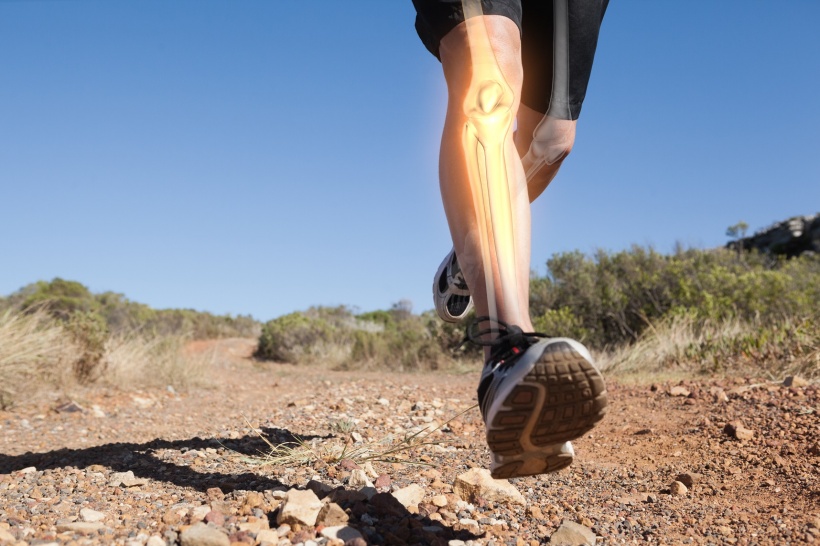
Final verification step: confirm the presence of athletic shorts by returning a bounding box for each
[412,0,609,120]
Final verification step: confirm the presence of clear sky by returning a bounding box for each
[2,1,819,321]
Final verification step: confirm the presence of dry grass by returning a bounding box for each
[598,313,819,383]
[0,308,217,407]
[0,308,80,408]
[241,405,476,469]
[103,333,214,389]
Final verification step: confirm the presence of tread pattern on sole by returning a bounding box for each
[486,341,608,461]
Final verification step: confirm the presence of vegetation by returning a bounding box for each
[2,242,816,407]
[255,247,819,380]
[0,279,259,406]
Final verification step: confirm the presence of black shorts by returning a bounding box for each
[412,0,609,120]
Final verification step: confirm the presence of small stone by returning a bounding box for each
[316,502,349,526]
[453,468,526,506]
[110,470,148,488]
[254,529,278,544]
[347,469,372,489]
[320,526,364,542]
[206,487,224,501]
[670,481,688,496]
[432,494,449,508]
[724,421,754,441]
[344,538,367,546]
[391,484,424,509]
[526,506,544,519]
[191,505,212,521]
[179,522,230,546]
[276,488,323,527]
[377,398,390,406]
[783,375,809,387]
[55,522,104,535]
[669,386,690,397]
[549,519,596,545]
[675,472,700,488]
[146,536,166,546]
[79,508,105,522]
[339,459,360,471]
[204,511,225,526]
[370,476,389,496]
[350,431,364,443]
[0,529,15,542]
[305,479,334,498]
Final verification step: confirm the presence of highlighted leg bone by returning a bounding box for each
[462,77,520,322]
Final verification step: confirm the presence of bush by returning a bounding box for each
[532,247,820,349]
[65,310,109,384]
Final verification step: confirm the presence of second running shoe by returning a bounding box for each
[467,318,608,479]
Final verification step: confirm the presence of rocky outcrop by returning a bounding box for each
[727,214,820,257]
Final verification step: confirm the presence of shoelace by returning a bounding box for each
[459,316,548,354]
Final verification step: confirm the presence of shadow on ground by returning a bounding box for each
[0,428,481,545]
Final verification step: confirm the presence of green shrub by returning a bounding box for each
[255,310,347,364]
[65,310,109,384]
[532,247,820,349]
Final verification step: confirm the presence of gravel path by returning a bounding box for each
[1,339,818,545]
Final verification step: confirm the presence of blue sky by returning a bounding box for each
[2,1,818,320]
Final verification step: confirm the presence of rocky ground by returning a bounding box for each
[1,339,818,546]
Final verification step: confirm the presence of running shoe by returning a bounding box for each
[433,248,473,322]
[466,318,608,479]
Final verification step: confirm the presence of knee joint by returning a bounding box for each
[464,80,515,142]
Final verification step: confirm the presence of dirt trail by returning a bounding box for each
[1,339,818,545]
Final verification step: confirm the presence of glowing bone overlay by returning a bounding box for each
[460,0,522,324]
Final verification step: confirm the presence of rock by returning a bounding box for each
[191,505,212,521]
[204,511,225,526]
[374,474,391,492]
[316,502,349,526]
[453,468,526,506]
[339,459,360,471]
[109,471,148,488]
[391,484,424,509]
[55,522,105,535]
[377,397,390,406]
[179,522,230,546]
[784,375,809,387]
[206,487,225,501]
[320,526,364,542]
[79,508,105,522]
[276,488,323,527]
[362,461,379,479]
[670,481,688,496]
[306,479,334,498]
[369,492,407,517]
[0,528,16,542]
[431,494,449,508]
[669,386,690,397]
[344,538,367,546]
[675,472,700,488]
[724,421,754,441]
[549,520,596,545]
[526,505,544,519]
[146,536,166,546]
[255,529,278,544]
[55,401,84,413]
[727,214,820,257]
[347,469,372,489]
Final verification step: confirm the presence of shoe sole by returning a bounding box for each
[485,338,608,479]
